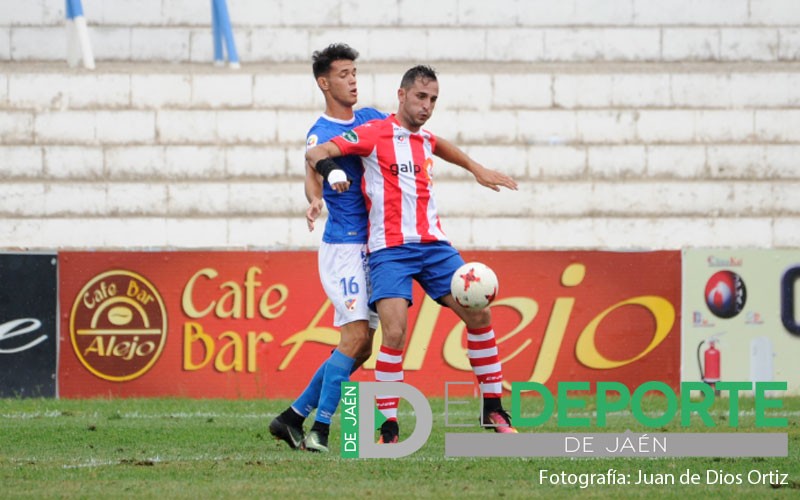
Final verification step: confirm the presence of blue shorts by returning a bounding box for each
[369,241,465,308]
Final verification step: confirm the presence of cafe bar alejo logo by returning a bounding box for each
[69,269,168,382]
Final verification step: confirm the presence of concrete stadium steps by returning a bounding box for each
[0,60,799,249]
[3,62,800,146]
[0,216,791,250]
[2,0,800,63]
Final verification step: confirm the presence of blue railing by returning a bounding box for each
[65,0,95,69]
[64,0,83,18]
[64,0,241,69]
[212,0,241,68]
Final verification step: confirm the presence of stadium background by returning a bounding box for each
[1,0,799,400]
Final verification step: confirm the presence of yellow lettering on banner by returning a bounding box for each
[403,296,442,370]
[522,296,573,383]
[126,279,154,305]
[244,267,262,319]
[260,284,288,319]
[575,296,675,369]
[443,297,539,372]
[183,321,214,370]
[217,281,241,319]
[111,338,133,359]
[278,300,338,370]
[270,261,675,380]
[215,331,243,372]
[513,263,585,387]
[126,279,140,299]
[493,298,539,373]
[85,336,104,356]
[83,281,118,309]
[183,322,274,372]
[183,268,217,318]
[83,336,155,361]
[182,267,287,320]
[247,331,273,372]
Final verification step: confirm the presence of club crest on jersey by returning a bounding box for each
[422,157,434,185]
[342,130,359,143]
[306,134,318,148]
[344,298,357,311]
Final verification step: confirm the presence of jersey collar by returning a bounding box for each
[322,113,356,125]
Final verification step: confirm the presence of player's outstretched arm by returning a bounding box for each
[304,165,324,232]
[305,142,349,193]
[434,137,518,192]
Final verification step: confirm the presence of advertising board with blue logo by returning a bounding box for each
[682,249,800,394]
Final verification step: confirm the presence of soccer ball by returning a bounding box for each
[450,262,499,310]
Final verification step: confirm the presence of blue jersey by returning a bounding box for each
[306,107,387,244]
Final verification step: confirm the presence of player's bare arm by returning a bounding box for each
[435,137,518,192]
[305,141,349,193]
[304,165,324,232]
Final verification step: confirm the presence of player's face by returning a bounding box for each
[321,59,358,107]
[398,77,438,130]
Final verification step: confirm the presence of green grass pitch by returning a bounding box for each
[1,396,798,498]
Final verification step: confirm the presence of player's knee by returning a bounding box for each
[379,325,406,349]
[352,328,375,367]
[339,322,372,356]
[463,307,491,329]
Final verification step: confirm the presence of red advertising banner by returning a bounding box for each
[58,251,680,399]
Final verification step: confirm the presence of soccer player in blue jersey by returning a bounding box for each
[270,44,506,452]
[269,44,384,453]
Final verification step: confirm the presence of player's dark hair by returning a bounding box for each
[312,43,359,78]
[400,65,438,89]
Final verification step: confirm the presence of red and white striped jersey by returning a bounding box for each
[331,115,449,253]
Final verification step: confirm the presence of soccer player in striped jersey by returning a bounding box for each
[306,65,519,444]
[270,47,500,452]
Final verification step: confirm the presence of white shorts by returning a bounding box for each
[318,242,379,329]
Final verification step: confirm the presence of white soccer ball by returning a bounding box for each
[450,262,499,310]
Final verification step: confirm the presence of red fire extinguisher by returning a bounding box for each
[697,336,722,391]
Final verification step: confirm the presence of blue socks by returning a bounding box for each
[316,350,355,424]
[290,350,356,424]
[290,361,326,417]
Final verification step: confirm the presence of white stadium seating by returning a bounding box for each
[1,0,798,249]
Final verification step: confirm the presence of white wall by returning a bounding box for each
[0,0,798,249]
